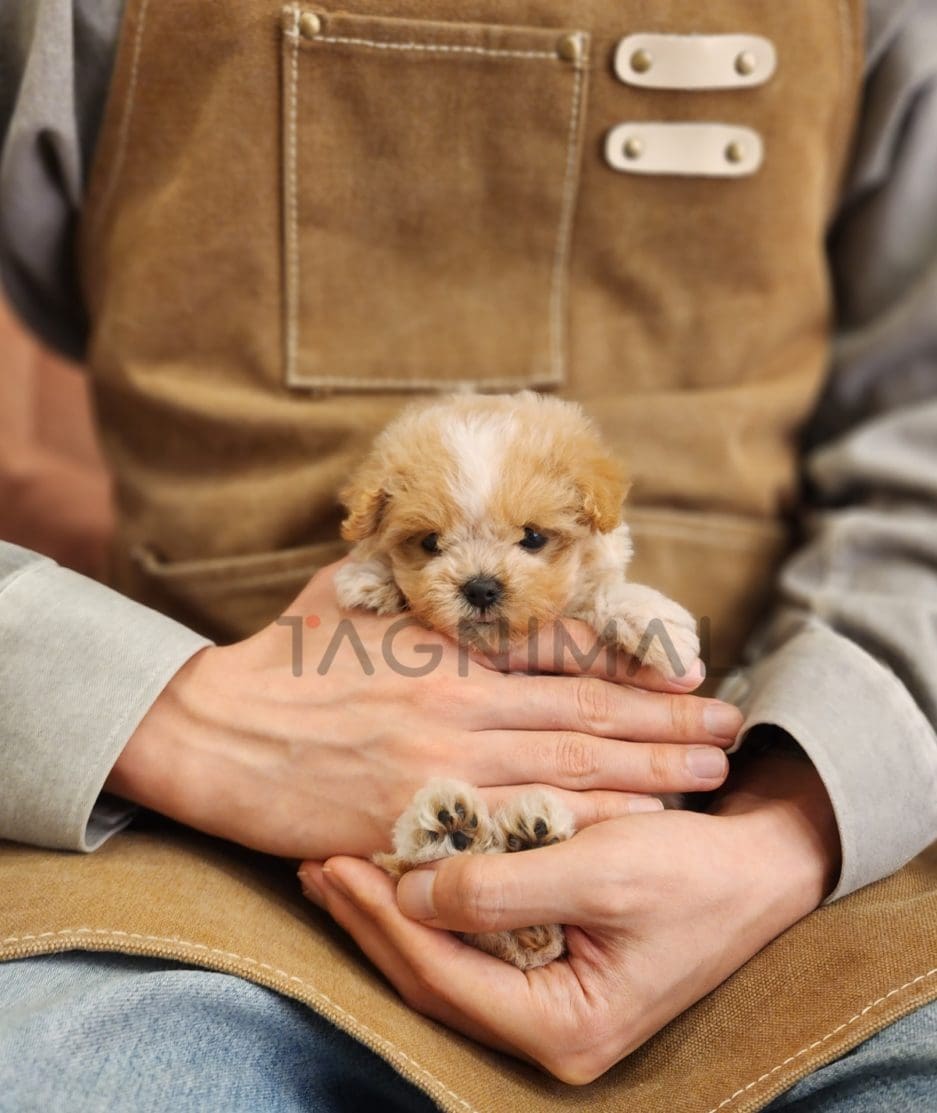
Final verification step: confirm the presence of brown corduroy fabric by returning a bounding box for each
[4,1,937,1109]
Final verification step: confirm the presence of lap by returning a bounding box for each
[2,952,934,1112]
[0,952,436,1113]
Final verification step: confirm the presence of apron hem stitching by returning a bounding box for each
[1,927,480,1113]
[706,965,937,1112]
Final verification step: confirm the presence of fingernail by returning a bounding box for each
[397,869,437,921]
[298,865,325,906]
[673,659,706,689]
[686,746,728,780]
[629,797,665,813]
[320,865,351,899]
[703,703,743,740]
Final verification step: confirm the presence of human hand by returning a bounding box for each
[299,748,840,1082]
[105,560,741,860]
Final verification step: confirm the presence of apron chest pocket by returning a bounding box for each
[280,6,589,392]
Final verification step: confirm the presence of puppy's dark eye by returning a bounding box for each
[519,527,547,552]
[421,533,440,554]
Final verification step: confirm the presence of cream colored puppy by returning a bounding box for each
[336,391,699,968]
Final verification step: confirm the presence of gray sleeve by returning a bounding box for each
[720,0,937,900]
[0,542,211,851]
[0,0,124,359]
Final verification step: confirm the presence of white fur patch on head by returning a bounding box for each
[442,410,518,523]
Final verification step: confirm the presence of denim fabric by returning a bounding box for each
[0,953,437,1113]
[1,954,936,1112]
[763,997,937,1112]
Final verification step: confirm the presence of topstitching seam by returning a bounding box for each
[282,15,585,390]
[312,36,557,60]
[89,0,152,238]
[707,967,937,1112]
[1,926,480,1113]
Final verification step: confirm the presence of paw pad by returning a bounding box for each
[431,796,482,852]
[495,790,575,853]
[503,813,562,852]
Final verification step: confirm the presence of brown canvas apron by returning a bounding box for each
[2,2,936,1109]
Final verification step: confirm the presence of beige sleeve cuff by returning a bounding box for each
[0,545,211,851]
[719,624,937,901]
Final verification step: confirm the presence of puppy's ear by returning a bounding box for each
[340,461,390,542]
[574,453,630,533]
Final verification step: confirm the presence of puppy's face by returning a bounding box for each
[341,395,628,643]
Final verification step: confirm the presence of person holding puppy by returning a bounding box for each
[1,2,936,1111]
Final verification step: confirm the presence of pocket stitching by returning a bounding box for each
[130,541,342,585]
[285,5,302,390]
[550,38,588,384]
[315,36,559,61]
[281,6,589,391]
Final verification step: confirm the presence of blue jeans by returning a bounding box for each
[762,995,937,1112]
[0,953,436,1113]
[0,953,933,1112]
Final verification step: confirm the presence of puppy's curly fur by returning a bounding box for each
[338,392,699,968]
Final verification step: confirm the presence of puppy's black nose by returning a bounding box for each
[461,577,503,609]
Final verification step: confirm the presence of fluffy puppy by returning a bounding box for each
[336,391,699,968]
[336,391,698,670]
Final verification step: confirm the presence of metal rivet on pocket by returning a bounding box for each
[299,12,322,38]
[725,141,746,164]
[556,32,584,63]
[623,137,644,160]
[630,48,653,73]
[735,50,757,76]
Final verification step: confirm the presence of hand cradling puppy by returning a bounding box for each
[336,392,701,969]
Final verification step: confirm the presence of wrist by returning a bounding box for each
[104,642,304,854]
[713,745,842,918]
[105,645,217,822]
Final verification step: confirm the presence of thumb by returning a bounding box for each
[397,842,593,933]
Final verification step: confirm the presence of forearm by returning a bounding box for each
[103,642,272,846]
[0,542,210,850]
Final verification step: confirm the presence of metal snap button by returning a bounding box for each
[623,137,644,160]
[725,141,746,164]
[556,33,583,64]
[299,12,322,38]
[630,48,653,74]
[735,50,757,76]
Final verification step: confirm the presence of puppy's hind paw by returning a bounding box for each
[374,779,496,876]
[467,790,572,970]
[468,923,566,970]
[494,790,575,852]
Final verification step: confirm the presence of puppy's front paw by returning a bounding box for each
[494,790,575,852]
[636,600,700,678]
[335,558,406,615]
[599,585,700,680]
[374,779,495,877]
